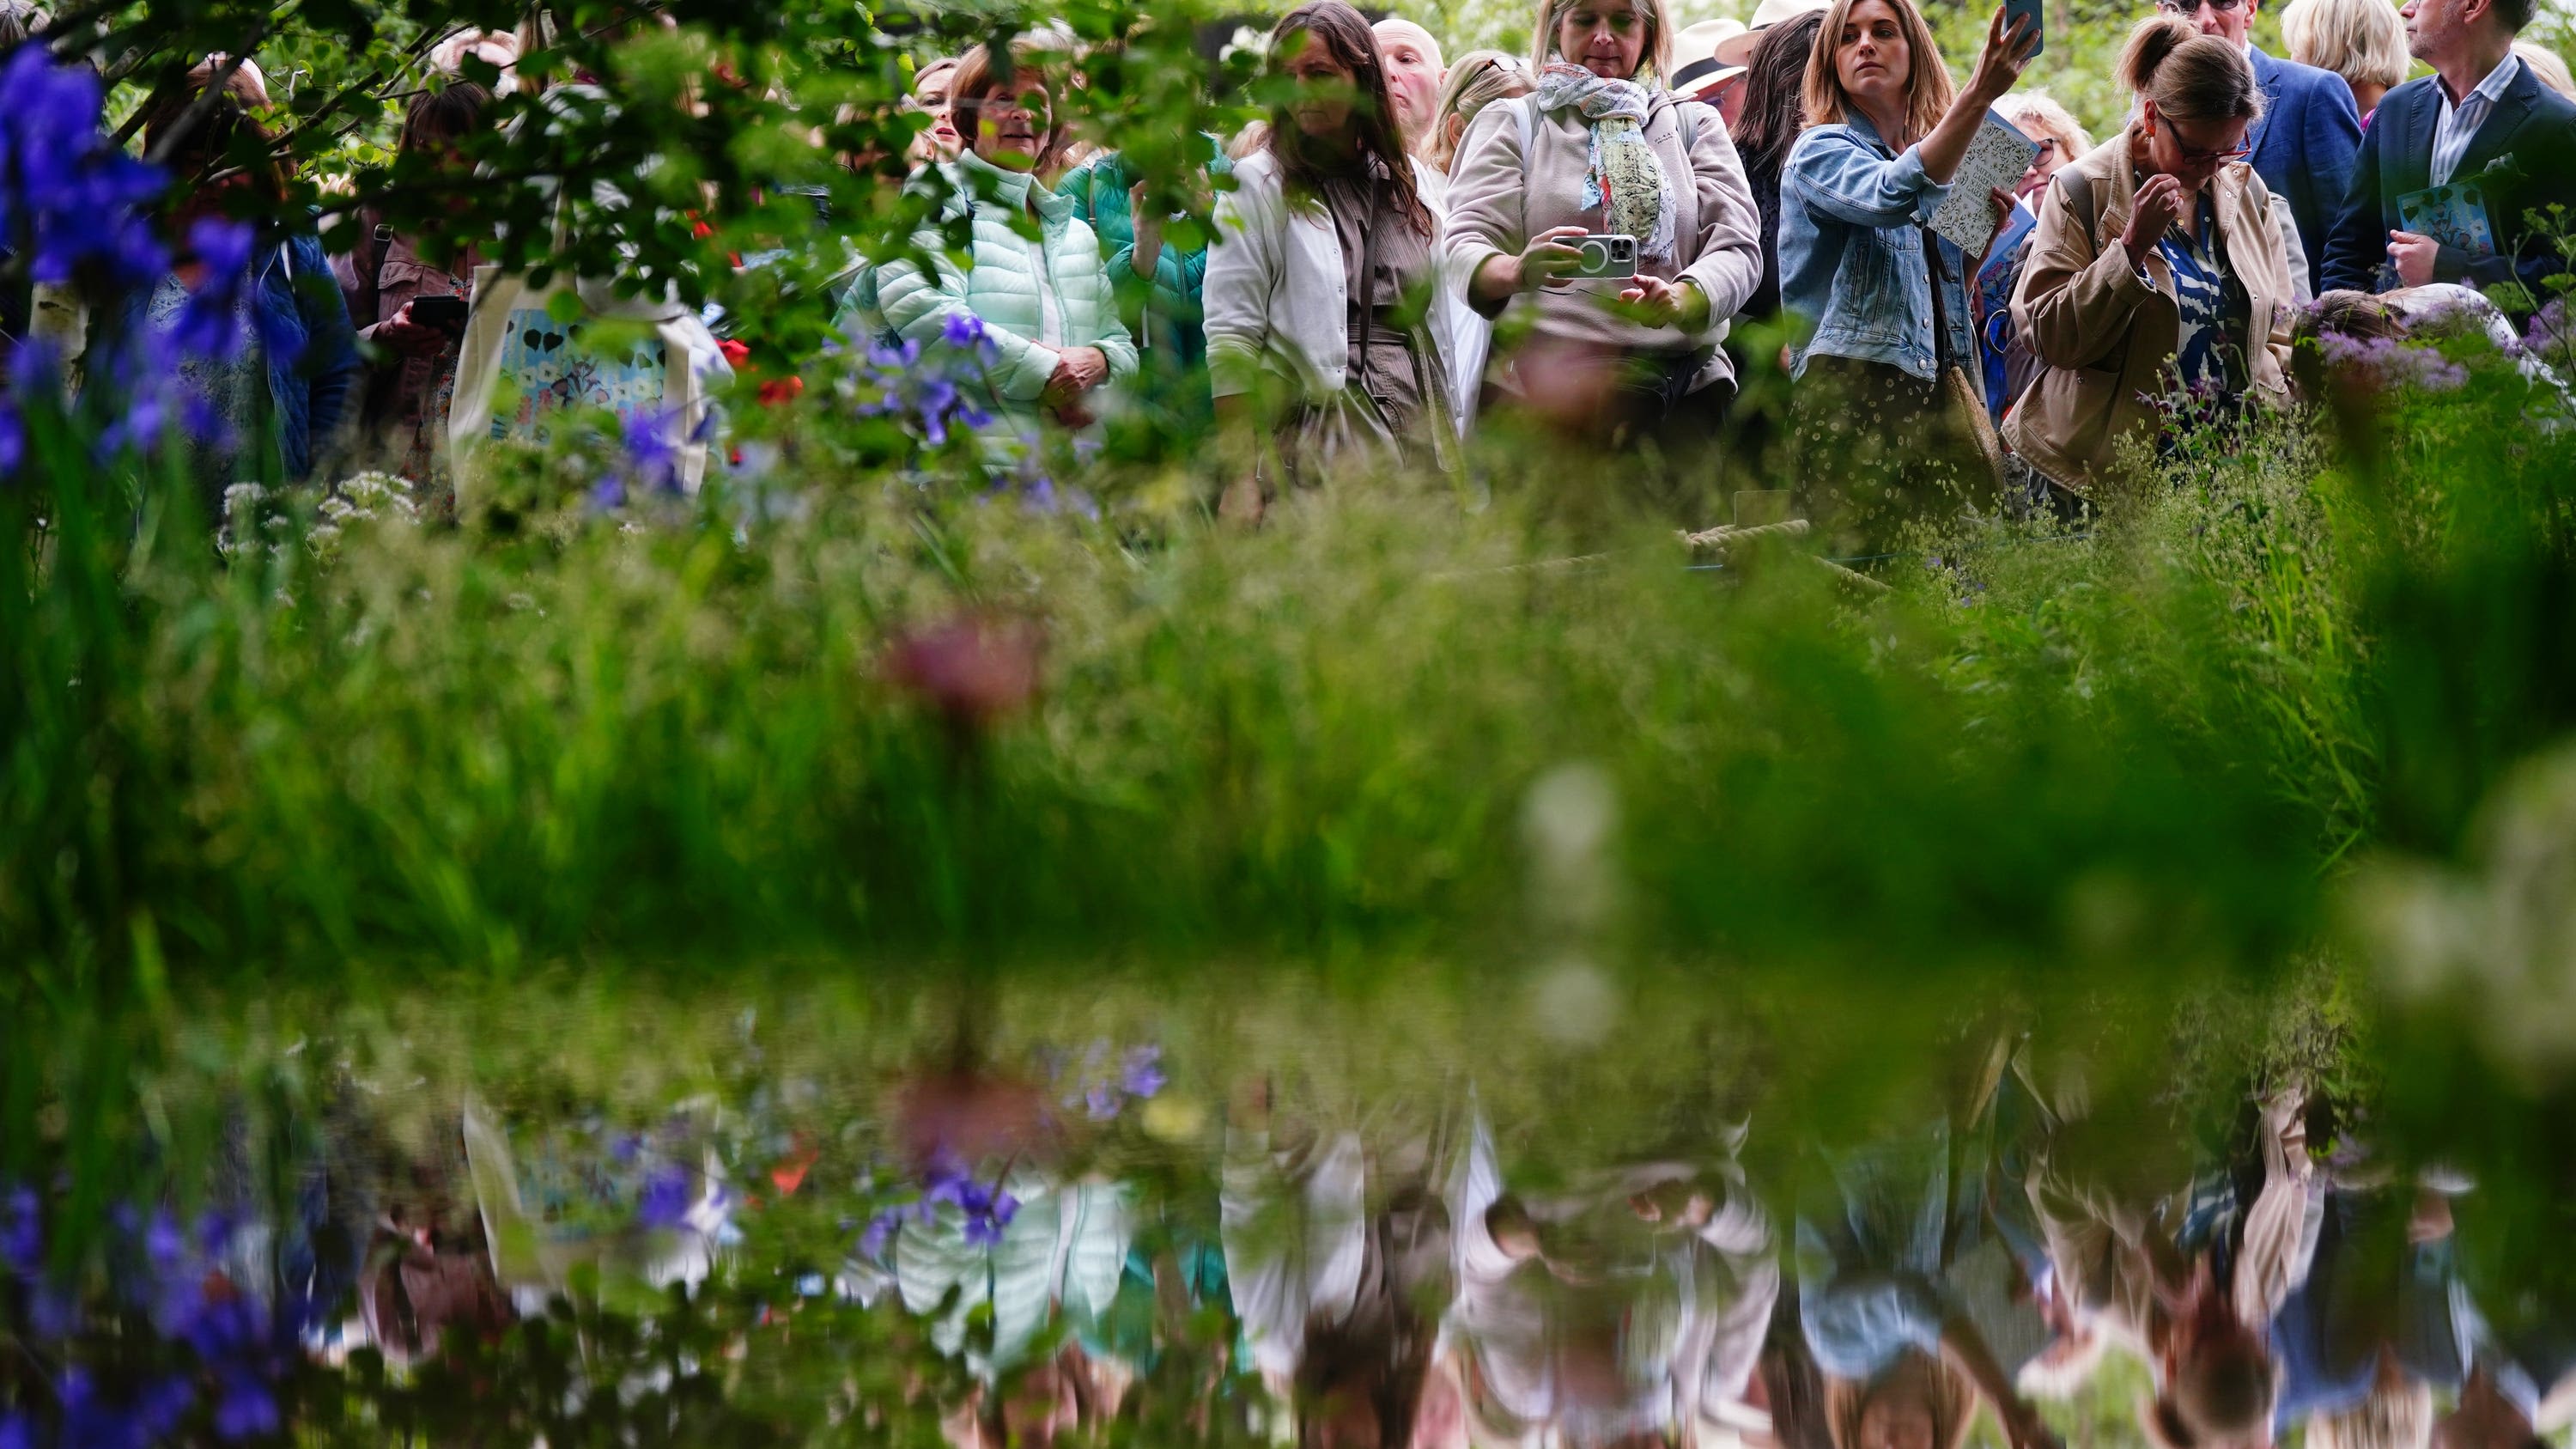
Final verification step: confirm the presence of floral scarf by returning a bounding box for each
[1532,61,1679,263]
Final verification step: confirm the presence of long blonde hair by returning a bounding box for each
[1528,0,1675,84]
[1801,0,1953,144]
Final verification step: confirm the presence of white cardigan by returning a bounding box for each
[1204,149,1480,429]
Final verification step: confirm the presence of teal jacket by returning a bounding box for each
[1055,144,1233,376]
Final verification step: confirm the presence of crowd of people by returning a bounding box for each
[8,0,2575,545]
[262,1037,2576,1449]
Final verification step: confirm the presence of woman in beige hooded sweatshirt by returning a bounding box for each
[1442,0,1764,480]
[2004,15,2296,495]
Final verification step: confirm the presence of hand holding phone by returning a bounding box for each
[2002,0,2043,59]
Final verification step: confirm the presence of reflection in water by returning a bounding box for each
[3,1014,2573,1449]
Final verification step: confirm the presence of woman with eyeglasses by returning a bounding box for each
[2003,15,2295,495]
[1443,0,1765,498]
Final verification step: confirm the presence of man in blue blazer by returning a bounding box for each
[2319,0,2576,301]
[2156,0,2364,284]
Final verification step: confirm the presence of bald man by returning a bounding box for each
[1372,17,1448,155]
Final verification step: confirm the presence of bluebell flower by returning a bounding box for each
[0,405,24,478]
[939,312,990,351]
[214,1373,281,1442]
[1,1181,38,1272]
[0,47,171,289]
[1120,1046,1166,1099]
[173,219,259,362]
[0,1408,31,1449]
[620,408,684,496]
[137,1375,197,1441]
[638,1162,694,1229]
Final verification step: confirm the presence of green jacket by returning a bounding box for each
[1055,144,1233,375]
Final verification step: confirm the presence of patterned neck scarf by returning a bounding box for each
[1533,61,1679,262]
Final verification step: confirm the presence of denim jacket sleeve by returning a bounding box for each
[1787,127,1953,231]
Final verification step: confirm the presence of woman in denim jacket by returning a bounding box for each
[1777,0,2034,554]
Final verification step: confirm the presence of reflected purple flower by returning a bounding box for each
[638,1163,693,1229]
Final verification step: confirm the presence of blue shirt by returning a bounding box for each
[1778,109,1978,383]
[2154,196,2245,395]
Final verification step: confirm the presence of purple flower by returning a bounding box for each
[171,219,259,362]
[0,47,172,289]
[621,408,683,496]
[859,1208,902,1261]
[213,1373,280,1441]
[1,1182,38,1272]
[0,1409,30,1449]
[940,313,989,350]
[961,1190,1020,1248]
[1083,1081,1121,1121]
[1120,1045,1167,1099]
[638,1162,693,1229]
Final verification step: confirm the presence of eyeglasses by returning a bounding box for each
[2174,137,2251,162]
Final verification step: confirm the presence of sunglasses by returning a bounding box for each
[2154,0,2248,14]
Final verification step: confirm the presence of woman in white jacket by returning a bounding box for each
[1205,0,1465,522]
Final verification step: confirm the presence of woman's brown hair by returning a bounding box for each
[1261,0,1432,239]
[2118,14,2264,125]
[141,60,287,202]
[1801,0,1953,144]
[947,37,1077,178]
[1736,9,1826,179]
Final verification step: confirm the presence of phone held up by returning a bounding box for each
[1571,234,1638,281]
[2003,0,2044,57]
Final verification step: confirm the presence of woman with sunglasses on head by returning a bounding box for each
[1204,1,1466,521]
[2003,15,2294,496]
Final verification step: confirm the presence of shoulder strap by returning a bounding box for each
[1678,99,1701,154]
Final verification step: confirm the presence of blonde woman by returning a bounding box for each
[2280,0,2409,119]
[1443,0,1765,478]
[1425,50,1533,171]
[1994,92,2092,201]
[2005,17,2296,493]
[908,56,963,163]
[1776,0,2036,549]
[1426,51,1534,428]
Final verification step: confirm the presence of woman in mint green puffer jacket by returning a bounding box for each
[871,44,1138,465]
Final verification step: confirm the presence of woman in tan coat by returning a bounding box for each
[2004,16,2296,495]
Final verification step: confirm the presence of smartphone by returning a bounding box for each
[1571,234,1639,281]
[2004,0,2044,58]
[409,295,469,332]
